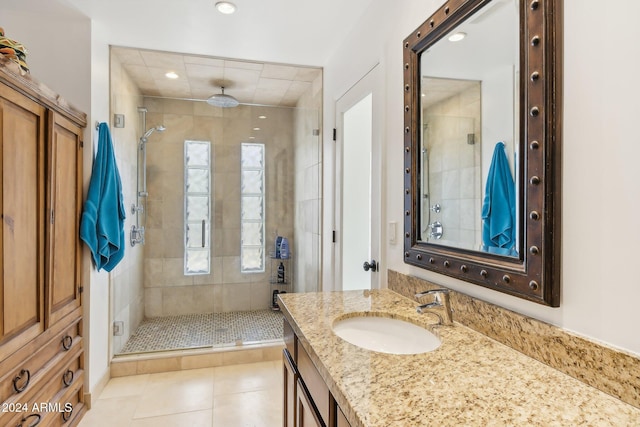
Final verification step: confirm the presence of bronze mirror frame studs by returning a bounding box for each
[403,0,562,306]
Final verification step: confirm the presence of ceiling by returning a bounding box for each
[52,0,376,107]
[111,46,322,107]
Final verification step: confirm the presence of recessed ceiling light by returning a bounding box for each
[258,115,267,119]
[215,1,237,14]
[448,32,467,42]
[249,136,255,139]
[165,71,179,79]
[253,127,261,131]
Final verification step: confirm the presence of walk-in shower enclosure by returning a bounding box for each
[108,47,322,356]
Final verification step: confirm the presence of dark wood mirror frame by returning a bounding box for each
[403,0,562,306]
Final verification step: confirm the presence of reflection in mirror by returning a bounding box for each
[403,0,562,306]
[418,0,519,257]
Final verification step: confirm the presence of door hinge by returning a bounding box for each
[332,230,336,243]
[50,210,55,224]
[332,128,337,141]
[78,286,84,293]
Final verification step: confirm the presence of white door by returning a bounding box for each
[334,65,382,290]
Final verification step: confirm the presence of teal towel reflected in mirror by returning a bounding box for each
[80,122,126,272]
[481,142,516,255]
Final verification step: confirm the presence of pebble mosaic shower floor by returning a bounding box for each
[119,310,284,354]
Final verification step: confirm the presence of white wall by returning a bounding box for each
[324,0,640,356]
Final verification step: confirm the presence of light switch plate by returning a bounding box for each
[114,113,125,128]
[388,221,397,245]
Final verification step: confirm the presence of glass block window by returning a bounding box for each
[241,143,265,272]
[184,140,211,275]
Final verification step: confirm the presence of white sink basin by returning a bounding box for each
[332,315,441,355]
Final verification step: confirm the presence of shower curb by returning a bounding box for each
[110,340,284,377]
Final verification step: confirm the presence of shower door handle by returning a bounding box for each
[201,220,205,247]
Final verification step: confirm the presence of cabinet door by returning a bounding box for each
[0,83,46,360]
[283,350,297,427]
[297,379,325,427]
[336,406,351,427]
[46,111,83,326]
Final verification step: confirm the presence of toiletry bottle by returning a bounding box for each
[277,262,285,283]
[275,236,283,258]
[280,237,289,259]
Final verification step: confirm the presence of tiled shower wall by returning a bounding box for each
[424,84,482,250]
[109,53,145,354]
[293,73,322,293]
[142,98,296,317]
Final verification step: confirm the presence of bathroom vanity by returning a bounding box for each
[279,290,640,427]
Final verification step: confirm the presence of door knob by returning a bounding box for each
[363,259,378,272]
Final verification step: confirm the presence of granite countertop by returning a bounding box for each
[278,289,640,427]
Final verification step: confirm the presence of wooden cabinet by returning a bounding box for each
[47,111,84,327]
[283,318,351,427]
[0,80,46,361]
[283,349,298,427]
[297,379,324,427]
[0,58,86,427]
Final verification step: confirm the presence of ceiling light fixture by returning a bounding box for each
[215,1,237,14]
[253,127,261,131]
[165,71,179,79]
[258,115,267,119]
[448,32,467,42]
[206,86,239,108]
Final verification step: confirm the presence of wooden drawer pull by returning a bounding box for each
[13,369,31,393]
[61,335,73,351]
[62,369,74,387]
[17,413,41,427]
[62,405,73,423]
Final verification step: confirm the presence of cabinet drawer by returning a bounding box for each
[0,319,81,404]
[297,341,329,425]
[2,354,84,427]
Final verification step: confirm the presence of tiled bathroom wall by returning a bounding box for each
[423,83,482,250]
[141,98,299,317]
[109,53,145,354]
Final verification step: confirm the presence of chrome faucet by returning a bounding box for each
[415,288,453,325]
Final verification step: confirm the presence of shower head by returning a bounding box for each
[141,125,166,142]
[206,86,239,108]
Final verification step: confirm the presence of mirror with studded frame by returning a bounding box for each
[403,0,562,306]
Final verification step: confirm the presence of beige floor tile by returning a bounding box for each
[130,409,213,427]
[213,361,281,396]
[99,373,150,399]
[78,396,139,427]
[146,367,215,386]
[213,389,283,427]
[133,375,215,419]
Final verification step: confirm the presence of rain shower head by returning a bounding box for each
[207,86,239,108]
[141,125,166,142]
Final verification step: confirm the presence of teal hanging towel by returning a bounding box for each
[481,142,516,255]
[80,122,126,271]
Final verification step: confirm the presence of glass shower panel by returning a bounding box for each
[186,141,209,166]
[241,143,265,272]
[187,169,210,193]
[242,170,263,194]
[184,140,211,275]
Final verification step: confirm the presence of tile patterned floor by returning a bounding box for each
[78,361,283,427]
[120,310,284,354]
